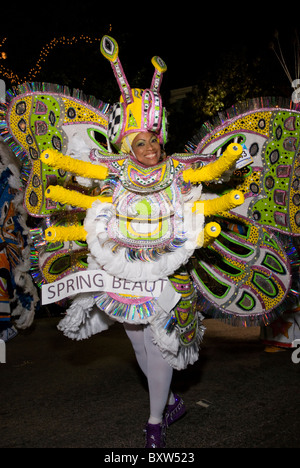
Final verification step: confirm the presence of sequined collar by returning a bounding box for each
[116,157,180,193]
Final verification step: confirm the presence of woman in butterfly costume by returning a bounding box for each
[1,35,294,448]
[40,36,246,448]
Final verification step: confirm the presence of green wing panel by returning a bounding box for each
[190,215,292,325]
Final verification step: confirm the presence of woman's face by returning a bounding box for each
[132,132,162,167]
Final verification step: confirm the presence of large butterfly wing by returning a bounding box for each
[189,215,292,325]
[186,99,298,324]
[1,83,110,217]
[0,83,110,289]
[187,100,300,237]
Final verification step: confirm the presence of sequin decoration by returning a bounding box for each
[4,84,109,217]
[118,157,183,193]
[195,107,300,236]
[169,271,199,347]
[107,178,185,249]
[191,216,291,326]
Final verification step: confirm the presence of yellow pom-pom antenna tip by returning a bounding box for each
[199,222,221,247]
[100,35,119,62]
[224,143,243,157]
[151,56,167,74]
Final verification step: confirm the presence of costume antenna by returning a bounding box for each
[151,56,167,92]
[100,35,133,105]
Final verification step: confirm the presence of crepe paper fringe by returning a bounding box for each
[150,309,205,371]
[3,82,111,113]
[28,226,49,288]
[195,291,286,328]
[194,231,300,327]
[94,292,156,323]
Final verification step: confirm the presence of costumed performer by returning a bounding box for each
[119,130,192,449]
[39,36,245,448]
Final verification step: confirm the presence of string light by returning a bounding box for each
[0,38,7,61]
[0,34,104,85]
[0,37,7,50]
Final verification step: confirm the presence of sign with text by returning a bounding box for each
[41,270,169,305]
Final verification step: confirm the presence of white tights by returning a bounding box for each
[124,323,175,424]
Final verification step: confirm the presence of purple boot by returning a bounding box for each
[144,422,166,448]
[164,394,186,427]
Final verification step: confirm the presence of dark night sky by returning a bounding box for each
[1,8,299,94]
[1,6,299,152]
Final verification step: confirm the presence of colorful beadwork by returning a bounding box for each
[192,106,300,237]
[0,35,297,347]
[169,272,199,347]
[3,84,109,217]
[108,176,184,249]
